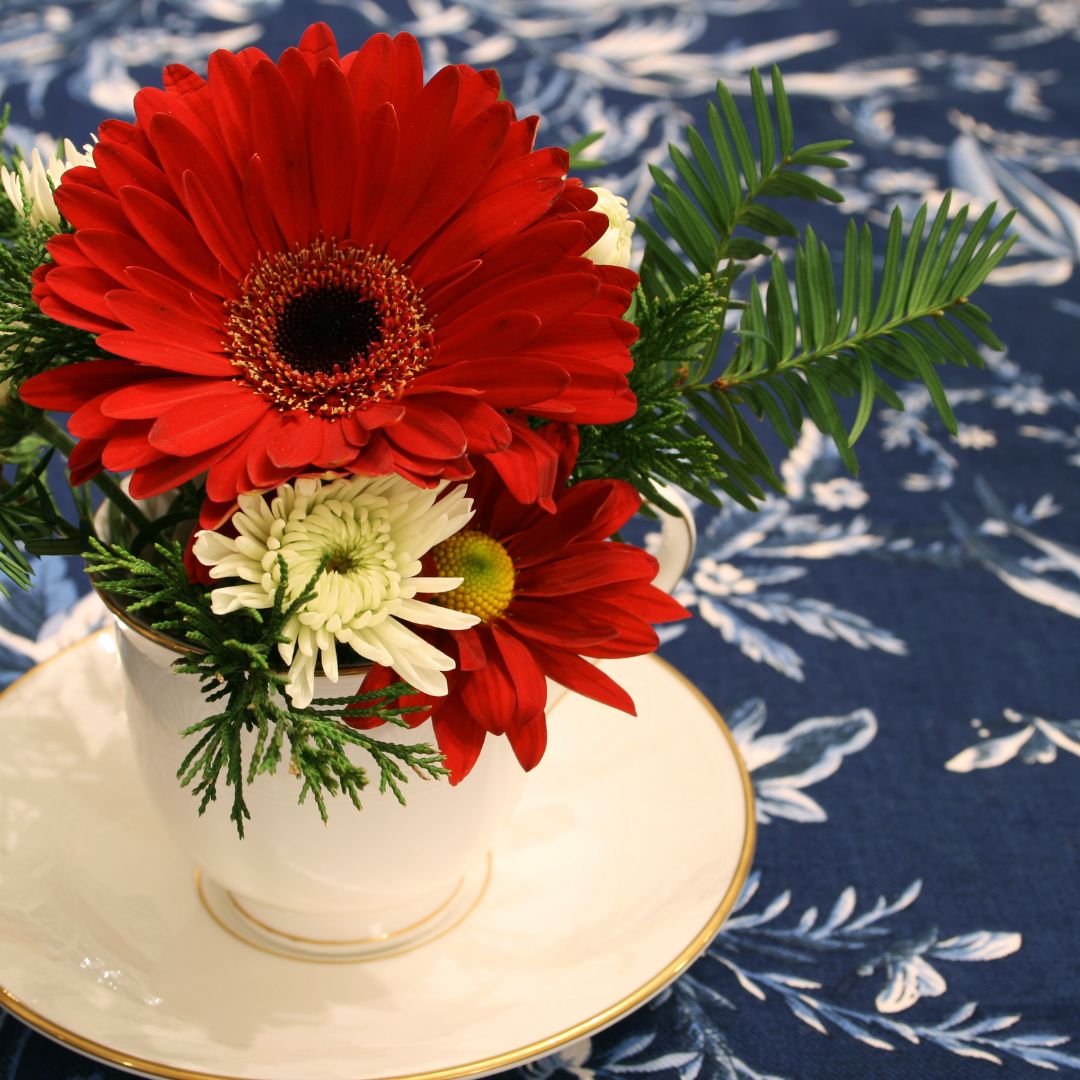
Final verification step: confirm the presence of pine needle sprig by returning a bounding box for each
[628,64,1016,512]
[639,66,849,304]
[85,538,443,837]
[0,216,98,386]
[713,200,1017,481]
[574,278,731,512]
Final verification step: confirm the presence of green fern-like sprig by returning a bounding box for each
[626,65,1016,511]
[85,539,443,837]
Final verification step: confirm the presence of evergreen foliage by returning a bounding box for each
[0,63,1018,824]
[576,65,1016,511]
[84,540,445,837]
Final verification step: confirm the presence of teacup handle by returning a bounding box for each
[649,483,697,595]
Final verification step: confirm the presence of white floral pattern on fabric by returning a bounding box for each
[2,0,1080,1077]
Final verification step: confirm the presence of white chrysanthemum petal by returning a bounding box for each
[407,575,464,595]
[583,186,635,268]
[395,596,480,630]
[209,585,273,614]
[192,529,236,566]
[286,653,317,709]
[0,138,94,231]
[196,474,474,703]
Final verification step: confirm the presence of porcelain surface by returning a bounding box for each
[0,632,753,1080]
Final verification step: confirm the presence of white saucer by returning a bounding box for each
[0,631,754,1080]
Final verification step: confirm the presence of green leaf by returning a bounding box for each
[716,80,758,186]
[750,68,775,176]
[848,349,876,445]
[771,65,794,157]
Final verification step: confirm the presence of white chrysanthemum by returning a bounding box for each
[192,475,480,707]
[583,186,635,268]
[1,139,95,230]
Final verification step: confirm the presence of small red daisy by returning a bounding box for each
[351,426,690,782]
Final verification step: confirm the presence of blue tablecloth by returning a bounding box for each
[2,1,1078,1077]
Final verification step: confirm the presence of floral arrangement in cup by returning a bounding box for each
[0,23,1013,834]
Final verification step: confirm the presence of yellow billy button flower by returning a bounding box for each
[430,530,515,622]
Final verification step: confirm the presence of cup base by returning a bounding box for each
[196,855,493,961]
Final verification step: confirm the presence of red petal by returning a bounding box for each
[45,267,129,323]
[409,177,562,282]
[53,179,129,233]
[180,169,257,281]
[376,65,461,246]
[100,376,228,419]
[309,58,358,241]
[512,480,639,562]
[431,693,486,785]
[491,624,548,727]
[163,62,205,94]
[418,357,568,409]
[298,22,340,66]
[386,102,511,264]
[69,397,122,439]
[313,422,352,469]
[383,405,467,459]
[207,48,257,175]
[391,33,424,111]
[413,396,510,455]
[19,360,147,411]
[68,438,107,485]
[266,412,326,468]
[505,713,548,772]
[460,652,516,736]
[522,642,636,714]
[73,229,173,287]
[484,418,560,509]
[455,273,601,330]
[277,47,314,119]
[128,443,234,499]
[350,101,399,247]
[116,186,225,296]
[101,424,162,470]
[250,59,313,248]
[94,332,234,376]
[506,599,619,649]
[434,310,541,362]
[93,139,178,208]
[515,543,657,597]
[589,581,692,625]
[149,387,269,455]
[242,154,285,254]
[204,409,280,501]
[36,292,121,335]
[345,33,395,115]
[104,290,226,353]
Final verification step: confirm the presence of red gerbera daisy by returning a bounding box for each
[20,24,638,521]
[350,425,689,782]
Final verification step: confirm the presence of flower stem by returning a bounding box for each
[32,415,151,533]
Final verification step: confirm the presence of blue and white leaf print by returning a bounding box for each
[945,480,1080,618]
[706,877,1080,1069]
[728,699,877,824]
[0,559,107,687]
[946,707,1080,771]
[2,1,1079,1079]
[673,430,905,679]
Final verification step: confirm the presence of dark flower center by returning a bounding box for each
[274,288,383,376]
[225,240,433,418]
